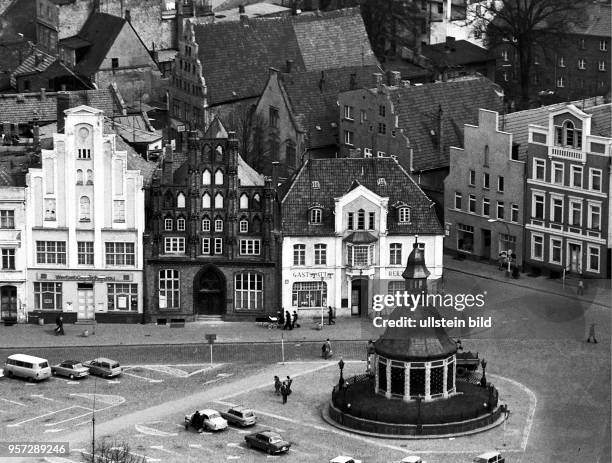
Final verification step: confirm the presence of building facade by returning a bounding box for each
[25,105,146,323]
[525,104,611,278]
[144,119,280,322]
[280,158,444,319]
[444,109,525,266]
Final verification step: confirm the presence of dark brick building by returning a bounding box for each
[144,118,281,322]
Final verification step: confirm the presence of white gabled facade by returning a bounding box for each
[25,105,145,323]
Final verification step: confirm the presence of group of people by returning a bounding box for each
[274,375,293,404]
[278,310,300,330]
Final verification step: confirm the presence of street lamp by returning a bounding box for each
[480,358,487,387]
[338,357,345,388]
[488,219,512,277]
[320,275,325,328]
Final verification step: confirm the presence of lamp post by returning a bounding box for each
[320,275,325,328]
[338,357,345,388]
[480,358,487,387]
[488,219,512,277]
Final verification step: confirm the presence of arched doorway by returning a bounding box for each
[0,285,17,322]
[193,266,226,316]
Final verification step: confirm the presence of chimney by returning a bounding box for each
[238,4,245,13]
[445,36,456,51]
[56,91,72,133]
[373,72,383,92]
[271,161,279,189]
[125,9,131,23]
[401,79,411,88]
[390,71,401,87]
[349,73,357,90]
[286,59,293,73]
[40,88,46,100]
[240,11,248,24]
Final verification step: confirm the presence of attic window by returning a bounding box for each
[315,125,322,131]
[377,178,386,186]
[309,208,322,224]
[398,207,411,224]
[311,181,320,189]
[111,58,119,69]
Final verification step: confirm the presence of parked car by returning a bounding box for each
[473,451,505,463]
[220,406,257,427]
[184,409,228,432]
[400,457,424,463]
[51,360,89,379]
[244,431,290,455]
[330,456,362,463]
[82,358,122,378]
[3,354,51,381]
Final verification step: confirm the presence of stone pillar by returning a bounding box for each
[403,362,411,402]
[425,362,431,400]
[443,358,448,398]
[385,359,392,399]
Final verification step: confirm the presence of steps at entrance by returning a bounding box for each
[75,320,97,325]
[195,315,224,323]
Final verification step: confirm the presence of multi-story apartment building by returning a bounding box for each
[525,103,611,278]
[444,109,525,266]
[144,118,280,322]
[0,178,27,324]
[25,104,146,323]
[280,158,443,319]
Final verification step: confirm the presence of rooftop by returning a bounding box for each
[421,39,493,68]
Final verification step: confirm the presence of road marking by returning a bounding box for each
[44,428,65,433]
[227,456,241,460]
[0,397,26,406]
[31,394,56,401]
[204,378,221,385]
[150,445,183,456]
[44,457,80,463]
[123,371,163,383]
[73,420,91,427]
[7,406,79,427]
[189,444,202,449]
[70,393,126,406]
[135,423,178,437]
[217,373,233,377]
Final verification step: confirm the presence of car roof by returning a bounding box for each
[401,457,422,463]
[61,360,80,365]
[259,431,281,437]
[91,358,117,363]
[477,451,501,458]
[331,457,354,463]
[198,409,220,415]
[230,406,253,412]
[8,354,48,363]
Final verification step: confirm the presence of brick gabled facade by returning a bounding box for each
[144,119,280,321]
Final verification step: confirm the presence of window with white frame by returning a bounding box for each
[239,219,248,233]
[310,208,322,224]
[202,217,211,231]
[214,237,223,254]
[235,273,263,310]
[239,193,249,209]
[599,61,606,71]
[455,192,462,210]
[36,241,66,264]
[347,244,374,267]
[214,169,223,185]
[159,269,180,308]
[577,58,585,69]
[1,248,15,269]
[293,244,305,265]
[292,281,326,308]
[398,207,410,223]
[558,56,565,67]
[44,198,56,221]
[34,282,62,310]
[588,246,600,272]
[589,169,602,192]
[390,243,402,265]
[469,170,475,186]
[202,238,211,254]
[377,151,386,158]
[364,148,372,158]
[531,234,544,260]
[164,237,185,254]
[550,238,562,264]
[600,39,608,51]
[356,209,366,230]
[482,172,490,189]
[569,201,582,226]
[347,212,354,230]
[214,193,223,209]
[482,198,490,217]
[113,200,125,223]
[457,224,474,252]
[164,218,173,231]
[497,176,504,192]
[214,218,223,232]
[177,192,186,208]
[368,212,375,230]
[77,241,94,265]
[497,201,505,220]
[344,130,354,145]
[557,76,565,87]
[105,242,135,265]
[314,243,327,265]
[344,105,354,120]
[0,210,14,229]
[532,193,545,219]
[202,193,211,208]
[239,239,260,255]
[107,283,137,311]
[588,203,601,229]
[177,218,186,231]
[468,194,476,213]
[570,165,583,188]
[552,162,564,185]
[511,204,519,222]
[533,158,546,180]
[551,197,564,223]
[202,169,211,185]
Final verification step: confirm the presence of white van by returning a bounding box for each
[4,354,52,381]
[474,451,505,463]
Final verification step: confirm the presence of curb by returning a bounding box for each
[445,266,610,309]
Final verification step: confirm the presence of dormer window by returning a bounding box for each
[310,208,322,224]
[398,207,411,224]
[377,178,386,186]
[311,181,320,189]
[555,120,582,149]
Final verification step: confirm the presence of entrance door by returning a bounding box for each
[194,267,225,315]
[569,243,582,273]
[0,286,17,321]
[351,279,367,316]
[481,229,491,260]
[77,285,95,320]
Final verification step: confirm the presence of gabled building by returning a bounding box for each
[251,65,381,178]
[144,118,280,322]
[421,37,496,82]
[444,109,525,266]
[25,105,147,323]
[168,7,379,135]
[338,75,504,213]
[524,103,611,278]
[280,158,443,319]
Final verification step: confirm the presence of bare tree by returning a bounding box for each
[223,102,270,172]
[471,0,587,109]
[81,439,148,463]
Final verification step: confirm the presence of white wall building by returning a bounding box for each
[280,158,444,319]
[25,105,146,323]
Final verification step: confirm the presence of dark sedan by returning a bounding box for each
[244,431,290,455]
[51,360,89,379]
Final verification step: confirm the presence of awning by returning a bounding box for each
[343,231,377,244]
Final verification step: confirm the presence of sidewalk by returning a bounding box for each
[443,254,611,308]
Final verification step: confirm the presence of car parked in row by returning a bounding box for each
[474,451,504,463]
[331,456,362,463]
[3,354,51,382]
[83,358,122,378]
[185,409,228,432]
[244,431,291,455]
[51,360,89,379]
[220,406,257,427]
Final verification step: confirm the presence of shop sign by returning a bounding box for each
[291,271,334,280]
[38,273,128,282]
[386,269,404,278]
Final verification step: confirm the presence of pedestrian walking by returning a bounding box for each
[283,310,292,330]
[274,375,281,395]
[280,383,288,404]
[322,338,332,359]
[587,323,598,343]
[277,309,284,328]
[577,278,585,296]
[55,315,65,336]
[328,306,335,325]
[285,375,293,395]
[292,310,299,329]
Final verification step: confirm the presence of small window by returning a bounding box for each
[377,178,386,186]
[364,148,372,158]
[202,217,211,231]
[483,172,490,189]
[111,58,119,69]
[343,105,354,120]
[483,145,489,166]
[469,170,475,186]
[600,39,608,51]
[497,176,504,192]
[398,207,410,224]
[177,193,186,208]
[311,181,320,189]
[310,208,322,224]
[239,219,248,233]
[454,192,462,210]
[214,169,223,185]
[164,218,173,231]
[214,193,223,209]
[239,193,249,209]
[344,130,354,145]
[202,169,211,185]
[214,218,223,232]
[577,59,585,70]
[177,218,186,231]
[378,123,386,135]
[378,105,386,117]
